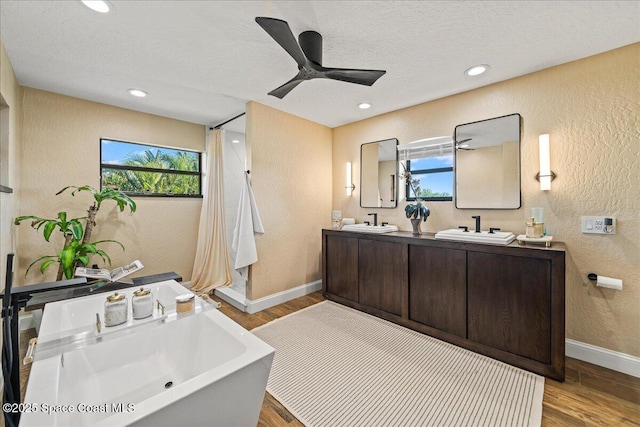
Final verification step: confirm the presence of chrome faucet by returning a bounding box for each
[368,213,378,226]
[472,215,481,233]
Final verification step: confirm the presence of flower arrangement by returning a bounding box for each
[401,164,430,222]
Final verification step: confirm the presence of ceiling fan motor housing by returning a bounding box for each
[299,31,322,66]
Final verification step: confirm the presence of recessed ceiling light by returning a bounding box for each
[231,139,240,144]
[127,89,148,98]
[81,0,111,13]
[358,102,372,109]
[464,65,489,76]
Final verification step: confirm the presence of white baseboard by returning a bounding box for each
[214,287,248,312]
[245,280,322,314]
[566,339,640,378]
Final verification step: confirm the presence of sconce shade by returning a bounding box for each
[346,162,355,196]
[538,134,551,191]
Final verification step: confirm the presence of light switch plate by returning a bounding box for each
[581,216,616,234]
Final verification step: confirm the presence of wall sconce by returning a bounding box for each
[345,162,356,196]
[536,134,556,191]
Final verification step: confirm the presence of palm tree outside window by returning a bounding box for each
[100,139,202,197]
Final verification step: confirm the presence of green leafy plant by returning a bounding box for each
[401,164,430,222]
[14,185,136,280]
[25,239,124,280]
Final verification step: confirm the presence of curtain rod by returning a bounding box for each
[209,112,246,130]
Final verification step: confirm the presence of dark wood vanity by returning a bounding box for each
[322,229,566,380]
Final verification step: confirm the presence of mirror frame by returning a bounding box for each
[360,138,399,209]
[454,113,522,210]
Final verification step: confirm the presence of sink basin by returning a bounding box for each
[435,228,516,245]
[341,224,399,234]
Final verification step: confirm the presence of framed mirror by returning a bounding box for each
[455,113,521,209]
[360,138,398,208]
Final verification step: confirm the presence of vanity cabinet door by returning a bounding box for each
[358,239,405,316]
[467,252,551,363]
[409,245,467,338]
[325,235,359,302]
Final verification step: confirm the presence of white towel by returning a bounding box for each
[232,172,264,280]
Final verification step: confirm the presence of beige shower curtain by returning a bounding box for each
[190,128,233,294]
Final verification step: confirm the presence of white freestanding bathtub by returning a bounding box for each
[21,281,275,427]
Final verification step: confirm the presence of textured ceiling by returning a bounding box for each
[0,1,638,129]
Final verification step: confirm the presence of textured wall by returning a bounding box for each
[0,38,21,286]
[246,101,332,300]
[332,43,640,357]
[17,88,205,284]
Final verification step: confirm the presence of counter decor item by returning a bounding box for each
[104,292,128,327]
[518,207,553,246]
[132,287,153,319]
[332,210,342,230]
[176,293,195,314]
[401,164,430,235]
[526,217,545,238]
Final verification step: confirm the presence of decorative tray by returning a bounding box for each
[516,235,553,247]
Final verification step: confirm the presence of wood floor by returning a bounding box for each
[18,291,640,426]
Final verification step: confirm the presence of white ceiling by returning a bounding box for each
[1,1,638,131]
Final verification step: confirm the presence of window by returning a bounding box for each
[405,156,453,201]
[100,139,202,197]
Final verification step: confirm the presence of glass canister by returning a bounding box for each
[526,217,545,238]
[132,287,153,319]
[176,293,195,314]
[332,210,343,230]
[104,292,128,327]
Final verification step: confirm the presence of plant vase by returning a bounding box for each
[410,218,423,235]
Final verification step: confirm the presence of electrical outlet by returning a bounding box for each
[581,216,616,234]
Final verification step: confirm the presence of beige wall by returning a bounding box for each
[332,43,640,357]
[246,101,332,300]
[17,88,205,284]
[0,38,21,286]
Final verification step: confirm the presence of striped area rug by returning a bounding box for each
[253,301,544,427]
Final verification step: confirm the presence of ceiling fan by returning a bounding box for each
[255,17,386,99]
[455,138,474,150]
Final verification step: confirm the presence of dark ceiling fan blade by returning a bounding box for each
[321,68,386,86]
[256,17,307,68]
[268,74,305,99]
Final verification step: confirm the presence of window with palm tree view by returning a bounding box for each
[100,139,202,197]
[405,156,453,201]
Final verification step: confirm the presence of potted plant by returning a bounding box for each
[14,185,136,280]
[401,164,430,235]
